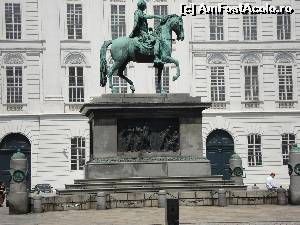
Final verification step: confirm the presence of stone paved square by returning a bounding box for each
[1,205,300,225]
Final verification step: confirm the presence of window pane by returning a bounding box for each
[155,67,169,93]
[5,3,22,40]
[69,67,84,102]
[210,14,223,40]
[111,4,126,39]
[6,66,22,103]
[70,137,86,170]
[67,4,82,39]
[248,134,262,166]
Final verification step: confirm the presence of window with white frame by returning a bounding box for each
[71,137,86,170]
[6,66,22,104]
[277,12,291,40]
[69,67,84,102]
[5,3,21,39]
[153,5,168,27]
[155,67,170,93]
[209,14,223,40]
[248,134,262,166]
[244,65,259,102]
[243,15,257,40]
[112,68,128,93]
[278,65,293,101]
[111,4,126,40]
[282,133,295,165]
[211,66,225,102]
[67,3,82,39]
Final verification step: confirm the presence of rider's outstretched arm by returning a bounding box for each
[144,15,162,20]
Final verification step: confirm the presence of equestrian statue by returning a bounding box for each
[100,0,184,93]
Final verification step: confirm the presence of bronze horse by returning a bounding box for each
[100,15,184,93]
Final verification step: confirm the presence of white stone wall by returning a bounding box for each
[0,0,299,188]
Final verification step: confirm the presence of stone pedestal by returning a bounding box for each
[8,150,29,214]
[229,154,244,185]
[81,94,211,178]
[288,145,300,205]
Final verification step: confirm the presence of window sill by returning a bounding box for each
[241,101,263,109]
[3,103,27,112]
[275,100,297,109]
[211,101,229,109]
[64,103,84,113]
[60,39,90,44]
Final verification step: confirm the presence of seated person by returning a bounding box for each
[266,172,278,190]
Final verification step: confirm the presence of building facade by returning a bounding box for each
[0,0,299,188]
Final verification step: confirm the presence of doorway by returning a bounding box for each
[0,133,31,188]
[206,129,234,180]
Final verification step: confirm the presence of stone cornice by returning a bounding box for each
[190,41,300,53]
[0,39,45,51]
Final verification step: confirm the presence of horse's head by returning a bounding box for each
[169,15,184,41]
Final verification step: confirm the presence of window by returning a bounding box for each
[211,66,225,102]
[6,66,22,103]
[153,5,168,27]
[5,3,21,39]
[243,15,257,40]
[278,65,293,101]
[112,68,128,93]
[248,134,262,166]
[244,65,259,102]
[282,133,295,165]
[71,137,86,170]
[69,67,84,102]
[277,12,291,40]
[155,67,170,93]
[209,14,223,40]
[67,4,82,39]
[111,5,126,39]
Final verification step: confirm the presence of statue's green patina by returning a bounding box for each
[100,0,184,93]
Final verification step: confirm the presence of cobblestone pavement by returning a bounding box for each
[1,205,300,225]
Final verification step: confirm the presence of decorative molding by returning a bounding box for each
[2,53,25,65]
[64,52,86,65]
[0,121,35,146]
[241,52,261,64]
[275,52,294,64]
[202,116,239,150]
[207,53,227,64]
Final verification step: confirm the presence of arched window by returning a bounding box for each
[241,53,261,108]
[275,53,295,108]
[64,53,86,103]
[281,133,295,165]
[248,134,262,166]
[2,53,26,110]
[208,53,227,109]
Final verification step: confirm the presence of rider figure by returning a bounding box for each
[129,0,163,66]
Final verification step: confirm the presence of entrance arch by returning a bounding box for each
[0,133,31,188]
[206,129,234,180]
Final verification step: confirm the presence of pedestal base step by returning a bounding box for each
[85,160,211,179]
[56,175,246,195]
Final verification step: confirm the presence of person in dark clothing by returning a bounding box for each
[0,181,5,207]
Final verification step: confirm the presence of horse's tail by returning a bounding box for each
[100,40,112,87]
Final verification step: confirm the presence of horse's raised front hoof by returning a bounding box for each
[173,75,179,82]
[130,85,135,93]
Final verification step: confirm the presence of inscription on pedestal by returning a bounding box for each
[117,118,179,152]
